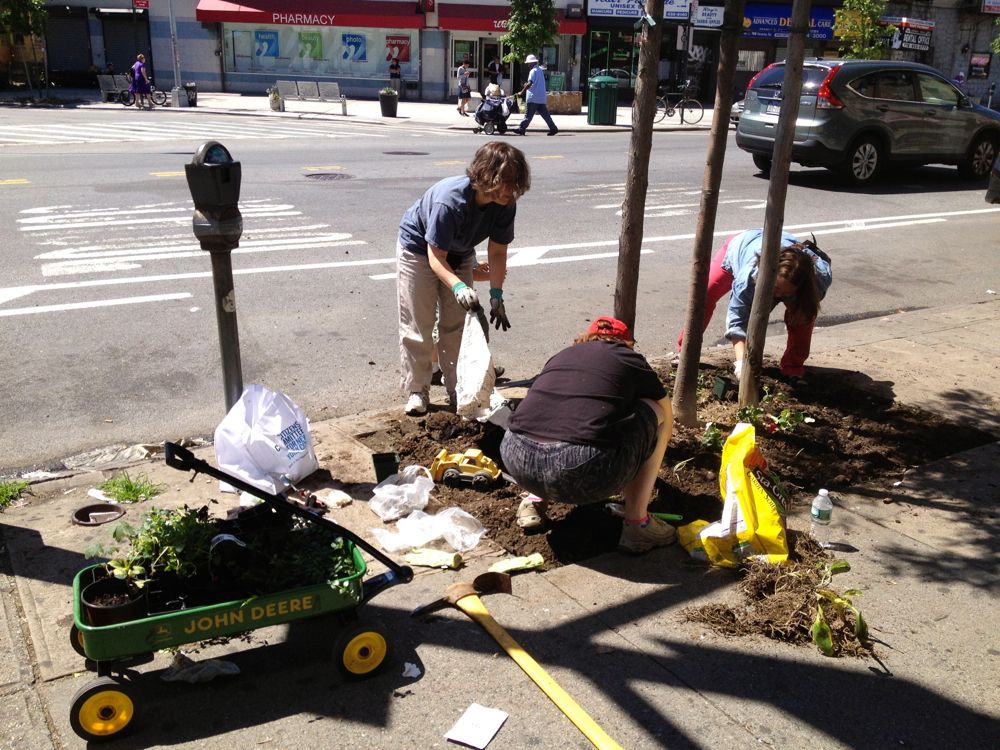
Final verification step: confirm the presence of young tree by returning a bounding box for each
[1,0,47,96]
[500,0,559,63]
[614,0,663,333]
[834,0,893,59]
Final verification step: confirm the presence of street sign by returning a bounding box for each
[133,0,149,9]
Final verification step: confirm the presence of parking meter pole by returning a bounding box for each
[185,141,244,415]
[209,250,244,411]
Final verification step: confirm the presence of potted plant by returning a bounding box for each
[82,526,151,626]
[378,86,398,117]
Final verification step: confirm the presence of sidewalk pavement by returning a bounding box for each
[5,85,719,134]
[2,298,997,748]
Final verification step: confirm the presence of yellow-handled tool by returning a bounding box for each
[413,573,623,750]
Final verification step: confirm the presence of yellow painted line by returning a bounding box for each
[303,165,343,171]
[434,160,465,166]
[150,171,185,177]
[536,155,564,160]
[0,178,30,185]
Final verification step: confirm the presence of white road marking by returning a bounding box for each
[0,293,191,317]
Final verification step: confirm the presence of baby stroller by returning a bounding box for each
[473,85,519,135]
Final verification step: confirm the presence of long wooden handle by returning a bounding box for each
[456,594,623,750]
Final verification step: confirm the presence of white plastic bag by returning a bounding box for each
[369,465,434,522]
[456,311,495,420]
[214,384,319,494]
[371,507,485,553]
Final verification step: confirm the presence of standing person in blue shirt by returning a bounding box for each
[676,228,832,382]
[514,54,558,136]
[396,141,531,416]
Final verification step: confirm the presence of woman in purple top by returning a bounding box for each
[129,54,152,108]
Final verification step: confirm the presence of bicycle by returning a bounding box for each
[120,82,167,108]
[654,81,703,125]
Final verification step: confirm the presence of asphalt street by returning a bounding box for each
[1,106,998,469]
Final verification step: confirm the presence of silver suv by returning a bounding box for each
[735,59,1000,184]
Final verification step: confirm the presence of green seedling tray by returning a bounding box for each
[72,544,367,662]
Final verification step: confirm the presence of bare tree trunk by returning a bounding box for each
[613,0,663,333]
[672,0,747,427]
[738,0,812,407]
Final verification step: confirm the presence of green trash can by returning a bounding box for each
[587,76,618,126]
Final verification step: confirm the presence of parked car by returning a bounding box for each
[731,98,745,123]
[987,156,1000,203]
[595,68,635,88]
[735,59,1000,184]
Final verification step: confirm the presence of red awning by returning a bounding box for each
[437,3,586,35]
[195,0,425,28]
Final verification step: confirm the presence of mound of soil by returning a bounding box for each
[356,362,993,568]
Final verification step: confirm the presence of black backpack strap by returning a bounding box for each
[803,232,831,265]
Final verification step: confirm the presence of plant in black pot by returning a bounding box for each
[378,86,398,117]
[82,526,151,627]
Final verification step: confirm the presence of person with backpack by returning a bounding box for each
[677,228,832,382]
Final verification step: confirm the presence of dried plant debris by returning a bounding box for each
[683,534,873,658]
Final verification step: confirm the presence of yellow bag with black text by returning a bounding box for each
[677,422,789,567]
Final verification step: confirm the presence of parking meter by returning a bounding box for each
[185,141,244,411]
[185,141,243,252]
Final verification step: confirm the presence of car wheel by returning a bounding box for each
[959,134,998,180]
[842,137,882,185]
[752,154,772,174]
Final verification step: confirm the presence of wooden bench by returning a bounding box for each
[274,79,348,115]
[97,74,132,102]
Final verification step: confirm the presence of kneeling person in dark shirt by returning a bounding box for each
[500,316,675,554]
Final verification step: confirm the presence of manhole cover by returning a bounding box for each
[383,151,428,156]
[305,173,353,181]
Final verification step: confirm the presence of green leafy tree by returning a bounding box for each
[834,0,894,59]
[993,18,1000,56]
[500,0,558,64]
[1,0,48,94]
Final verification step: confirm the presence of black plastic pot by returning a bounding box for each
[80,575,146,627]
[379,93,398,117]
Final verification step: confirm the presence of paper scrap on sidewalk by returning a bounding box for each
[444,703,508,749]
[318,489,353,508]
[87,488,116,504]
[401,662,421,678]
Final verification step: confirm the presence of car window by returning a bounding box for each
[750,64,830,91]
[848,72,877,98]
[916,73,960,106]
[875,71,916,102]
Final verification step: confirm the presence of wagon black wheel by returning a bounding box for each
[151,89,167,106]
[70,624,87,657]
[69,676,136,742]
[333,622,389,677]
[119,91,135,107]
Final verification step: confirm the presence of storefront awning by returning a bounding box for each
[195,0,425,28]
[437,3,587,35]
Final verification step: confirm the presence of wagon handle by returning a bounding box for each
[163,442,414,588]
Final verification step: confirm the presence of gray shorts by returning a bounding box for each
[500,403,658,505]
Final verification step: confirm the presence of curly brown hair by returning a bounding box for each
[777,243,821,324]
[467,141,531,199]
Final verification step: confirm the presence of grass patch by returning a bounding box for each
[98,472,164,504]
[0,479,29,511]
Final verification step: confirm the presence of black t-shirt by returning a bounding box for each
[508,340,667,447]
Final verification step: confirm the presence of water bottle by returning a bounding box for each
[809,489,833,545]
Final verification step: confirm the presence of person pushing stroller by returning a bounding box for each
[473,83,518,135]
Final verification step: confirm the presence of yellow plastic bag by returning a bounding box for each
[678,422,789,567]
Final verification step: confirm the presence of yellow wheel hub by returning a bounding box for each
[341,631,387,675]
[78,689,134,736]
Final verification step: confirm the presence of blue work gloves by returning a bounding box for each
[451,281,481,311]
[489,288,510,331]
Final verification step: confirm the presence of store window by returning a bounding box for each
[453,39,477,70]
[222,24,416,77]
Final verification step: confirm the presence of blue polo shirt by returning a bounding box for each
[398,175,516,259]
[525,65,547,104]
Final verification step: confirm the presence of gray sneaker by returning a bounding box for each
[618,515,676,554]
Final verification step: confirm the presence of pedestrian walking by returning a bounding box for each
[388,56,402,96]
[488,55,503,87]
[676,228,833,382]
[396,141,530,416]
[456,60,472,116]
[500,316,675,554]
[129,53,152,109]
[513,54,557,136]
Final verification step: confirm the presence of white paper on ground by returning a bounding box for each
[444,703,508,749]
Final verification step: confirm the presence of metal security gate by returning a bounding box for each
[45,7,91,86]
[102,11,152,80]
